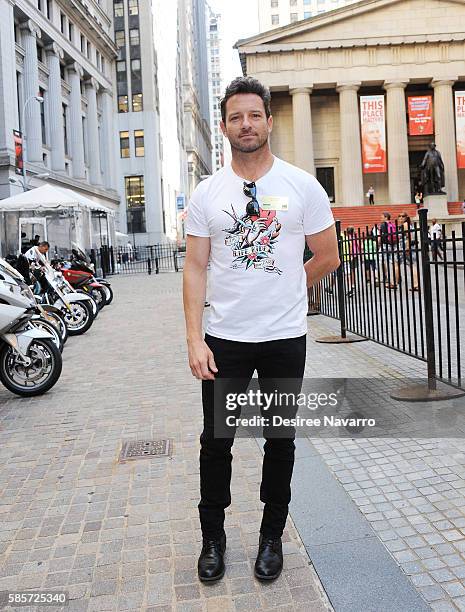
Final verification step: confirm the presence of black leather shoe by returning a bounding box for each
[254,535,283,581]
[198,533,226,582]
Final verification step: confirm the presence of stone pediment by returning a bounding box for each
[236,0,465,50]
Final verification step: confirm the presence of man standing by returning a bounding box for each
[367,185,375,205]
[24,240,49,263]
[183,77,339,583]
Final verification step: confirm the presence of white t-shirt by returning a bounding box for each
[186,157,334,342]
[24,246,40,262]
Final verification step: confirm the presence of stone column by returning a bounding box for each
[384,80,411,204]
[431,78,458,202]
[20,20,42,163]
[290,87,315,175]
[100,88,116,190]
[84,78,102,186]
[336,83,364,206]
[45,43,65,172]
[68,63,85,179]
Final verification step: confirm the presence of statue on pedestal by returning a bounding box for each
[420,143,445,196]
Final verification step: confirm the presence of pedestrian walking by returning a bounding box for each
[376,211,398,288]
[429,218,443,262]
[363,232,377,282]
[183,76,339,584]
[397,212,419,291]
[366,185,375,205]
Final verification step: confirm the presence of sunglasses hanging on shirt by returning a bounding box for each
[243,181,260,217]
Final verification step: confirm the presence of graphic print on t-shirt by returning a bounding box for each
[222,202,282,274]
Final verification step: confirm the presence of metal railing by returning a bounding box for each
[313,209,464,392]
[90,244,185,277]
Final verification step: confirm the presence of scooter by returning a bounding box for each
[0,303,62,396]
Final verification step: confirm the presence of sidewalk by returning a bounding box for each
[0,274,331,612]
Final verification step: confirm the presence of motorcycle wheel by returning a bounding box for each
[75,291,98,319]
[62,301,94,336]
[44,311,68,344]
[29,319,63,353]
[0,338,62,396]
[91,287,107,311]
[102,284,113,305]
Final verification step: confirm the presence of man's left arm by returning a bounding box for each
[304,225,340,287]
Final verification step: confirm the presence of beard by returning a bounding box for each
[229,131,269,154]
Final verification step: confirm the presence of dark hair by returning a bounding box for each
[39,241,50,248]
[383,211,391,220]
[220,77,271,124]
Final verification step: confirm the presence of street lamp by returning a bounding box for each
[17,95,44,192]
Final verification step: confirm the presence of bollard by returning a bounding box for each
[147,257,152,275]
[155,256,159,274]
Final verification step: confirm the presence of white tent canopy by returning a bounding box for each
[0,184,115,215]
[0,184,117,255]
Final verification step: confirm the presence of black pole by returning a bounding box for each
[418,208,436,391]
[335,220,347,339]
[147,256,152,275]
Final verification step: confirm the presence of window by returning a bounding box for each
[60,64,65,81]
[134,130,144,156]
[119,131,130,158]
[316,167,335,203]
[62,104,68,155]
[39,88,46,144]
[114,1,124,17]
[101,57,106,75]
[125,176,146,234]
[270,0,278,6]
[117,60,126,74]
[130,58,141,79]
[46,0,52,19]
[271,14,279,25]
[68,21,73,42]
[80,35,85,53]
[304,11,311,17]
[128,0,139,15]
[82,117,87,164]
[132,93,143,112]
[290,12,298,21]
[86,41,91,59]
[289,0,297,5]
[60,12,66,33]
[118,95,128,113]
[37,44,43,63]
[115,30,125,48]
[129,28,140,46]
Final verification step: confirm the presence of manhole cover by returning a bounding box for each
[119,439,172,462]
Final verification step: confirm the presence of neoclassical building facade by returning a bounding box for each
[236,0,465,207]
[0,0,119,212]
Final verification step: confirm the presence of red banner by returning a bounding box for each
[13,130,23,175]
[408,96,433,135]
[360,95,387,174]
[455,92,465,169]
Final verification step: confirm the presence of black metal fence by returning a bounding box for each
[313,209,464,392]
[90,244,185,277]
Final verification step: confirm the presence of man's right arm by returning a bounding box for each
[183,235,218,380]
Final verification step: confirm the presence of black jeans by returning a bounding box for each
[198,333,306,540]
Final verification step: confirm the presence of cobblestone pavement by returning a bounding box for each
[305,316,465,612]
[0,274,332,612]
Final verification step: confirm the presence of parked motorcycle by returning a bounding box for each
[0,258,64,352]
[71,245,113,305]
[52,257,107,311]
[0,303,62,396]
[29,254,96,336]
